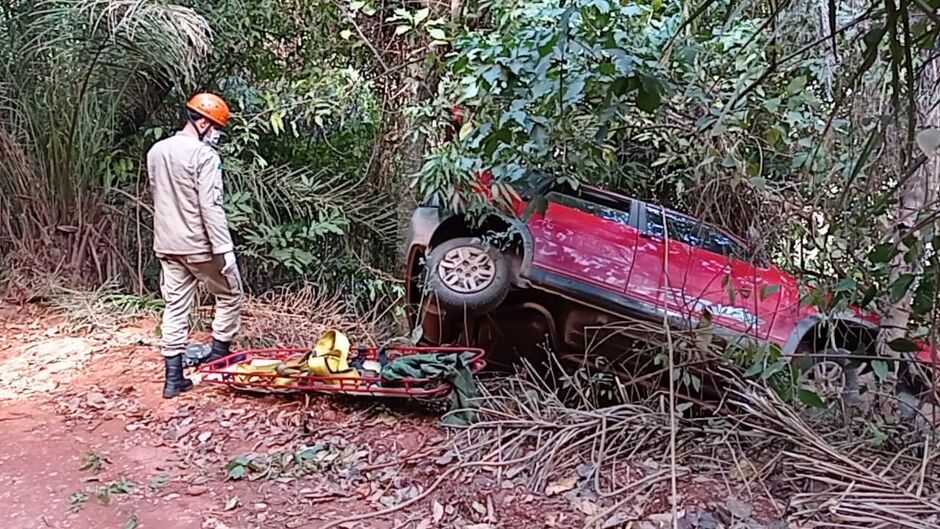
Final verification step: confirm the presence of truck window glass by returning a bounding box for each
[646,207,702,244]
[547,192,632,226]
[646,206,750,261]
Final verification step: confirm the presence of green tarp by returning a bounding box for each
[379,352,478,426]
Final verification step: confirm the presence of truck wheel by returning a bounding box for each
[798,348,861,404]
[897,362,933,424]
[426,237,510,315]
[897,388,922,422]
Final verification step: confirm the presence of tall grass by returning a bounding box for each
[0,0,210,283]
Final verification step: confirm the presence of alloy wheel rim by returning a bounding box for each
[800,360,846,400]
[437,246,496,294]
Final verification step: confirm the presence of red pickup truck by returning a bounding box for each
[404,176,938,408]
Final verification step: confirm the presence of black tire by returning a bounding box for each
[425,237,510,315]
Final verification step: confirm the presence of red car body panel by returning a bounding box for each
[526,195,639,292]
[499,184,938,366]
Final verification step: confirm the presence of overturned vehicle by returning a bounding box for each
[404,176,939,415]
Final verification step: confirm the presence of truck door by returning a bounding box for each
[636,205,728,326]
[722,241,785,341]
[526,190,639,294]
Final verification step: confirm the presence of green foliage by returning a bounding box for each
[386,5,449,43]
[68,491,90,513]
[95,477,136,506]
[0,0,216,287]
[653,351,703,394]
[872,360,890,382]
[864,420,890,447]
[727,342,814,404]
[797,388,826,409]
[79,452,106,474]
[414,0,844,238]
[417,0,674,211]
[0,0,211,218]
[184,2,397,288]
[887,338,920,353]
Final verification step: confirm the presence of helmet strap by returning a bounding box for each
[188,116,212,141]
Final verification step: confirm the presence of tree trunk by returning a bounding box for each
[391,0,463,274]
[815,0,835,98]
[394,60,429,273]
[878,59,940,376]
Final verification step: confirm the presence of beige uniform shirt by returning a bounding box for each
[148,132,234,257]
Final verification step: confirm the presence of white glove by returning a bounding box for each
[221,252,237,274]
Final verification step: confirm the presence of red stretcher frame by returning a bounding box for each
[197,345,486,398]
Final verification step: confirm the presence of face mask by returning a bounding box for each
[205,128,221,147]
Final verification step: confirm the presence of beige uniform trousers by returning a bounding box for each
[159,253,244,357]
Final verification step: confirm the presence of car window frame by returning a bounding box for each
[543,188,640,230]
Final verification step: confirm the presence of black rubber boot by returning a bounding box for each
[163,355,194,399]
[205,338,235,364]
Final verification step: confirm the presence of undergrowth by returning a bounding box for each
[43,281,165,333]
[452,325,940,528]
[19,278,399,350]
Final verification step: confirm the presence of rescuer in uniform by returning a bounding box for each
[147,93,243,398]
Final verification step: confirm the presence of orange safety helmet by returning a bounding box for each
[186,93,230,127]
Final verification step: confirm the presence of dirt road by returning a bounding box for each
[0,302,577,529]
